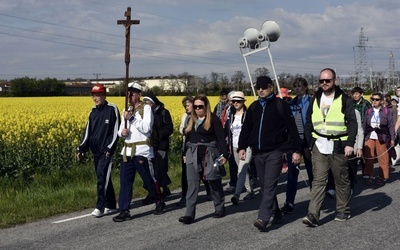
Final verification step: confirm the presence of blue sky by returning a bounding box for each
[0,0,399,81]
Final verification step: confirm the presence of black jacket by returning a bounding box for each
[78,101,120,156]
[238,94,301,154]
[151,104,174,151]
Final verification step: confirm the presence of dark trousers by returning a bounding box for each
[93,154,116,210]
[228,154,238,187]
[153,150,172,188]
[254,150,283,223]
[119,156,161,210]
[285,148,313,205]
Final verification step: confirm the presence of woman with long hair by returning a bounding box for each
[178,94,229,224]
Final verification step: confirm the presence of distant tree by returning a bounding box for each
[10,77,36,97]
[231,70,246,91]
[254,67,270,78]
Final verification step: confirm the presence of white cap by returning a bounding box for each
[128,82,142,92]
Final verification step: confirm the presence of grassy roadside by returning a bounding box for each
[0,161,183,229]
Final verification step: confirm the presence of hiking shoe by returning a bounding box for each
[254,219,267,232]
[231,195,239,205]
[91,208,102,217]
[141,195,155,205]
[243,192,255,200]
[154,202,166,215]
[302,214,318,227]
[334,213,351,222]
[326,189,336,198]
[112,210,132,222]
[281,203,294,214]
[103,208,117,215]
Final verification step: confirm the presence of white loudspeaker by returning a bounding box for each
[238,28,260,49]
[257,20,281,42]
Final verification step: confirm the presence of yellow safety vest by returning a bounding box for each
[311,94,348,141]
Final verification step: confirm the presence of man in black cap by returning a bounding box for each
[238,76,302,231]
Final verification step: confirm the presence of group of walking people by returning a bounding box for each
[77,67,400,232]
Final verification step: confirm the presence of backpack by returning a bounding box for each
[135,102,166,147]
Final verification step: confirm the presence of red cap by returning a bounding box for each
[91,84,106,94]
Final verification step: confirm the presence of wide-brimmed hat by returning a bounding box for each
[230,91,246,101]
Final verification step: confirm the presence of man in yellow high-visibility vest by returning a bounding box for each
[302,68,357,227]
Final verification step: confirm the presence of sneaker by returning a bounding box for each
[91,208,102,217]
[326,189,336,198]
[281,203,294,214]
[112,210,132,222]
[231,195,239,205]
[141,195,155,205]
[154,202,166,215]
[334,212,351,222]
[225,186,235,193]
[302,214,318,227]
[254,219,267,232]
[103,208,117,215]
[243,192,255,200]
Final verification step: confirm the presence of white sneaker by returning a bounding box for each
[91,208,103,217]
[104,208,117,215]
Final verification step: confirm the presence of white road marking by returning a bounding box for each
[52,213,92,224]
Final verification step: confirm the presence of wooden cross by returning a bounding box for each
[117,7,140,128]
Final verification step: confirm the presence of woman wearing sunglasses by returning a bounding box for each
[178,94,229,224]
[224,91,254,205]
[363,92,395,185]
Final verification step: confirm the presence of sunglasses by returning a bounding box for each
[319,79,333,84]
[193,104,205,110]
[371,98,381,101]
[256,85,270,90]
[232,100,243,104]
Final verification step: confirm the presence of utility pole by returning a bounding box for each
[117,7,140,128]
[353,27,371,89]
[93,73,101,83]
[389,51,396,92]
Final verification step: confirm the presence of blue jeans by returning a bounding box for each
[285,148,313,205]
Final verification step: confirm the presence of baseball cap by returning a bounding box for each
[255,76,273,89]
[128,82,142,92]
[91,84,106,94]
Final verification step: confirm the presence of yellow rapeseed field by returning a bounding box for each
[0,95,236,179]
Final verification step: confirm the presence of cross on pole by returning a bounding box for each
[117,7,140,128]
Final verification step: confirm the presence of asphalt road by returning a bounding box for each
[1,163,400,250]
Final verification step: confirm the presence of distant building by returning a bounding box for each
[62,76,187,93]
